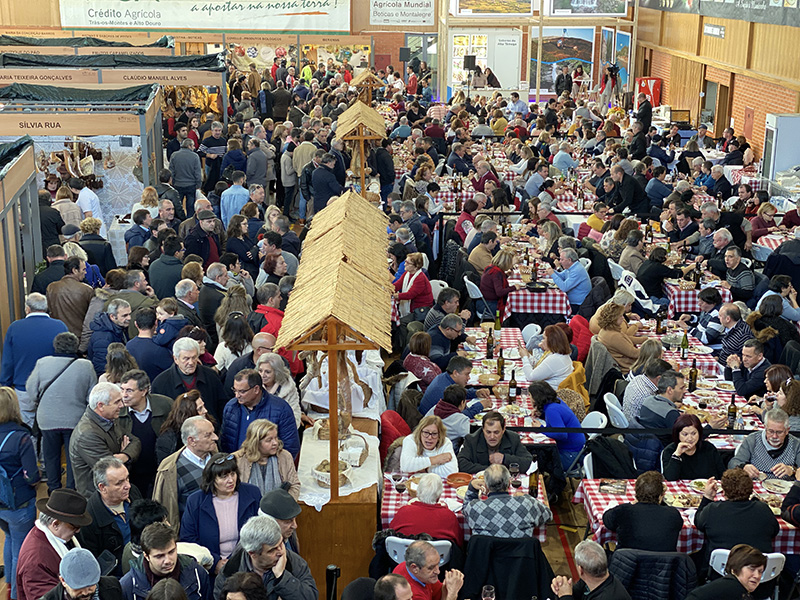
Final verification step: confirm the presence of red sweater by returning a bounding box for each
[480,265,515,315]
[393,561,443,600]
[749,215,775,240]
[454,212,475,242]
[394,272,434,312]
[783,209,800,230]
[390,501,464,547]
[470,170,500,193]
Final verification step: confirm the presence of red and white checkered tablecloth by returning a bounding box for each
[664,283,733,319]
[741,175,762,191]
[466,327,525,384]
[573,479,798,554]
[469,394,558,447]
[503,286,572,322]
[680,387,761,452]
[638,325,723,378]
[757,233,792,252]
[381,475,548,541]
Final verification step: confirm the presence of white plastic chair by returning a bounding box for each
[434,160,447,177]
[606,400,629,428]
[619,269,661,316]
[579,257,592,270]
[608,259,624,281]
[709,549,785,599]
[521,323,542,345]
[581,411,608,441]
[604,392,622,412]
[741,257,753,268]
[421,253,430,271]
[429,279,448,301]
[463,276,493,321]
[385,536,452,566]
[583,454,595,479]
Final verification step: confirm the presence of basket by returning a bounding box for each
[340,433,369,467]
[492,384,510,399]
[312,459,351,488]
[406,475,423,498]
[478,373,501,386]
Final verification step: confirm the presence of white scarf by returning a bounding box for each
[398,270,421,317]
[35,520,81,559]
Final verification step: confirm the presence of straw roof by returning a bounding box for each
[275,190,393,352]
[350,70,384,88]
[335,100,387,139]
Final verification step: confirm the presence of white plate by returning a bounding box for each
[763,479,793,494]
[689,346,714,355]
[443,498,463,512]
[505,348,521,360]
[715,382,736,392]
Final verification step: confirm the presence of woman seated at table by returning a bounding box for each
[637,246,696,308]
[533,220,563,265]
[589,290,642,337]
[233,418,300,499]
[606,219,640,263]
[393,252,434,321]
[686,544,767,600]
[744,365,800,430]
[749,202,781,241]
[509,145,535,175]
[479,248,523,317]
[181,452,262,574]
[596,304,641,375]
[528,381,584,471]
[389,473,463,547]
[602,471,683,552]
[662,414,725,481]
[454,198,479,243]
[748,295,800,349]
[490,109,508,136]
[402,332,441,392]
[599,213,625,252]
[517,325,574,389]
[626,339,665,380]
[388,243,408,284]
[399,415,458,477]
[694,469,779,570]
[414,165,434,195]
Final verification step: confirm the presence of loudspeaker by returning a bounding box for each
[463,55,476,70]
[398,47,411,62]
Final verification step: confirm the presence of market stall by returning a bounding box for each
[0,136,42,337]
[0,83,163,235]
[275,190,392,588]
[0,34,175,55]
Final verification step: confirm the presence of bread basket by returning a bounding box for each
[313,459,351,488]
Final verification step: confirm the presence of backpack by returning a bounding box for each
[0,431,23,509]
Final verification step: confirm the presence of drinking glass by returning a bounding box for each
[482,586,496,600]
[509,462,520,479]
[395,481,406,494]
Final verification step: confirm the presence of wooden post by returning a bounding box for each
[536,0,544,106]
[629,0,641,95]
[358,130,367,196]
[327,320,340,501]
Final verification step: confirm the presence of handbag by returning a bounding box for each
[31,358,78,437]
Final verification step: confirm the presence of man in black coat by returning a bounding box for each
[374,139,396,205]
[38,190,65,253]
[554,65,573,97]
[700,200,748,249]
[635,93,653,132]
[148,237,185,301]
[609,166,648,216]
[707,165,733,202]
[173,279,203,328]
[197,262,228,350]
[183,210,222,270]
[457,412,532,474]
[31,245,68,295]
[551,540,631,600]
[310,153,343,214]
[629,122,647,161]
[151,337,227,419]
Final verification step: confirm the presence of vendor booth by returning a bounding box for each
[0,34,175,55]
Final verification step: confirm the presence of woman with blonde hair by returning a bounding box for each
[589,289,643,338]
[52,185,83,228]
[181,262,204,288]
[78,217,116,277]
[0,387,40,600]
[233,418,300,499]
[399,415,458,477]
[596,303,640,374]
[627,338,664,379]
[536,132,552,159]
[255,352,303,427]
[750,202,780,241]
[479,248,523,317]
[536,220,563,263]
[132,186,159,218]
[264,204,282,229]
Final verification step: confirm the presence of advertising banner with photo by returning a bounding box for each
[60,0,351,33]
[614,31,631,90]
[370,0,435,26]
[548,0,627,16]
[600,27,615,66]
[641,0,800,27]
[300,36,372,75]
[228,36,297,72]
[456,0,533,17]
[529,27,594,93]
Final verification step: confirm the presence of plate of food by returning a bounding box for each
[693,390,718,399]
[505,348,521,360]
[481,359,496,369]
[455,485,469,500]
[663,492,702,508]
[690,479,708,493]
[696,380,716,390]
[715,381,736,392]
[689,345,714,355]
[463,351,481,360]
[763,479,793,494]
[756,493,783,515]
[499,404,528,416]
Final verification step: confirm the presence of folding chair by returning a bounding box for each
[608,259,624,281]
[463,276,493,321]
[710,549,785,600]
[385,536,452,566]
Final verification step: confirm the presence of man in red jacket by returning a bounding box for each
[393,541,463,600]
[389,474,463,547]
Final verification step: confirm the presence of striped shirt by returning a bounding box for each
[726,263,756,299]
[717,319,753,367]
[690,305,725,347]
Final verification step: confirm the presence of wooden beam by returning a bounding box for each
[327,320,340,502]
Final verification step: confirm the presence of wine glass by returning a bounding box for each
[482,586,495,600]
[395,481,406,494]
[509,462,520,479]
[511,479,522,490]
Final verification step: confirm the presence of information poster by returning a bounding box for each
[600,27,615,66]
[614,30,631,90]
[60,0,351,33]
[456,0,533,16]
[549,0,627,16]
[529,27,594,93]
[370,0,435,26]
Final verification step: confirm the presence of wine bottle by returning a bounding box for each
[528,467,539,497]
[680,330,689,360]
[688,359,698,393]
[486,327,494,360]
[655,311,664,335]
[497,348,505,380]
[494,309,502,331]
[509,369,518,404]
[532,260,538,282]
[727,393,737,429]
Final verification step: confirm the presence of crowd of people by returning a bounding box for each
[8,45,800,600]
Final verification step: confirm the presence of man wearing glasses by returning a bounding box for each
[220,369,299,458]
[427,314,476,371]
[729,408,800,481]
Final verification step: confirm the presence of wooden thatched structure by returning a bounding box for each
[335,101,387,196]
[350,70,385,104]
[276,189,391,499]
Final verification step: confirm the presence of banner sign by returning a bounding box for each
[370,0,435,26]
[641,0,800,28]
[60,0,351,33]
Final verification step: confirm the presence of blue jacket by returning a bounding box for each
[124,224,149,250]
[542,401,584,452]
[311,164,343,213]
[645,178,673,208]
[550,262,592,307]
[0,422,41,507]
[221,149,247,175]
[447,151,473,176]
[694,173,714,188]
[0,314,67,390]
[220,392,300,457]
[646,144,675,166]
[152,315,189,348]
[121,554,210,600]
[220,184,250,227]
[87,312,128,375]
[180,483,261,570]
[419,372,481,417]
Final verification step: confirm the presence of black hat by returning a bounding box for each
[197,209,216,220]
[36,489,92,527]
[259,489,300,520]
